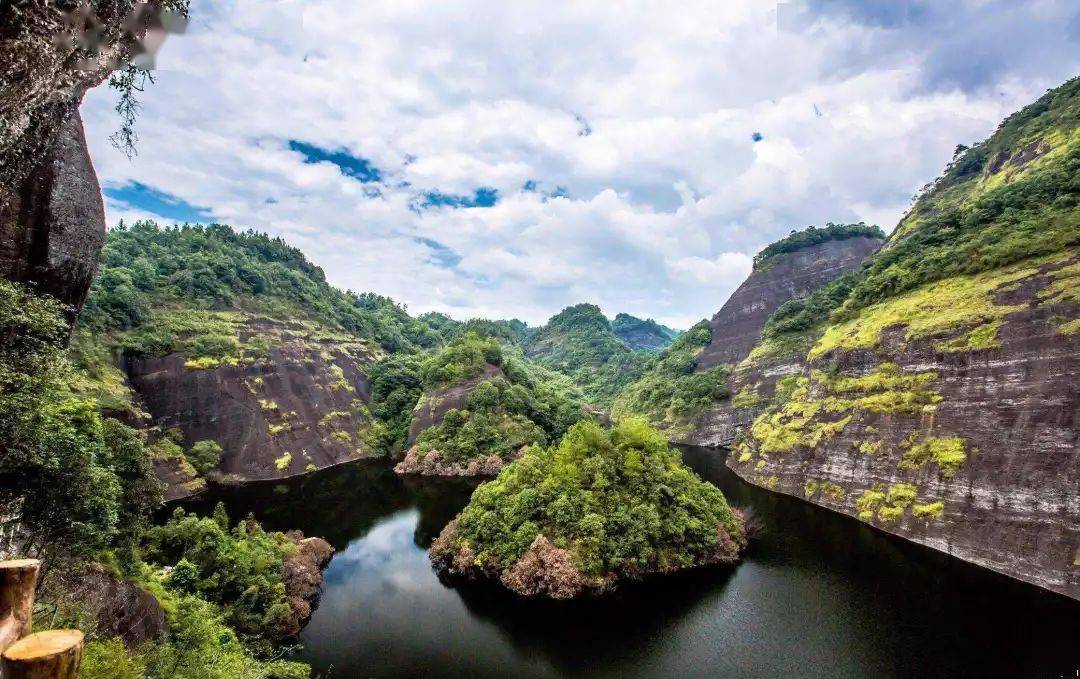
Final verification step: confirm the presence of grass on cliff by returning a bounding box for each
[441,418,743,586]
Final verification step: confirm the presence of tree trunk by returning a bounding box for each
[1,629,83,679]
[0,560,39,654]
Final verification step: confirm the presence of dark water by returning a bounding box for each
[183,448,1080,678]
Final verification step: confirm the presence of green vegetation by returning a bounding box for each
[899,436,968,478]
[753,222,884,270]
[81,221,440,354]
[185,440,223,475]
[610,313,681,352]
[2,276,312,674]
[421,331,502,388]
[433,419,744,593]
[611,322,730,423]
[0,278,161,562]
[143,506,297,651]
[524,304,650,405]
[809,259,1040,360]
[912,501,945,520]
[364,354,424,454]
[415,379,547,465]
[838,83,1079,318]
[409,333,585,469]
[743,364,940,458]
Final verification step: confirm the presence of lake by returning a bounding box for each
[182,447,1080,678]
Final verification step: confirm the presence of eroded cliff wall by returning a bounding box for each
[126,318,380,494]
[726,78,1080,601]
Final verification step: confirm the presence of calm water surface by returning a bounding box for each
[184,448,1080,678]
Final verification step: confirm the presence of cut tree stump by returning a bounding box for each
[0,560,39,654]
[1,629,84,679]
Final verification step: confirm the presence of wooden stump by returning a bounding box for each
[1,629,84,679]
[0,560,40,654]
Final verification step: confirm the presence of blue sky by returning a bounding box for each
[81,0,1080,327]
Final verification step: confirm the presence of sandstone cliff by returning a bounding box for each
[126,317,381,495]
[654,232,883,448]
[728,77,1080,601]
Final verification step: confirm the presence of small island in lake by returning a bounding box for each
[429,418,747,599]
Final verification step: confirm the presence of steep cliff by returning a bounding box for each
[696,228,884,371]
[126,317,381,487]
[76,222,441,497]
[612,226,884,446]
[0,1,180,312]
[731,77,1080,601]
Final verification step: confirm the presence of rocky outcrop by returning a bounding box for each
[0,2,171,313]
[696,236,883,370]
[280,533,334,638]
[127,318,380,492]
[430,508,747,600]
[151,451,205,502]
[75,565,168,647]
[406,364,502,444]
[611,313,679,352]
[731,252,1080,601]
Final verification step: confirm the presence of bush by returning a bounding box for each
[143,505,296,648]
[186,440,223,475]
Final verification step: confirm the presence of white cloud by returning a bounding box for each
[81,0,1080,328]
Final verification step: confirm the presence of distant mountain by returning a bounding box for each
[523,303,648,405]
[611,313,681,352]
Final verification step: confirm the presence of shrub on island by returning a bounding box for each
[429,418,746,598]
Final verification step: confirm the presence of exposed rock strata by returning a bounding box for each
[730,253,1080,601]
[675,236,882,448]
[76,565,168,646]
[406,364,503,444]
[695,236,883,370]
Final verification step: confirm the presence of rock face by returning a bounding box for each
[0,2,163,313]
[731,253,1080,601]
[611,313,680,352]
[675,236,882,448]
[126,319,380,494]
[76,565,169,647]
[696,236,883,370]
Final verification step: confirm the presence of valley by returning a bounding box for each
[1,4,1078,676]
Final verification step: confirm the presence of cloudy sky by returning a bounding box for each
[81,0,1080,328]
